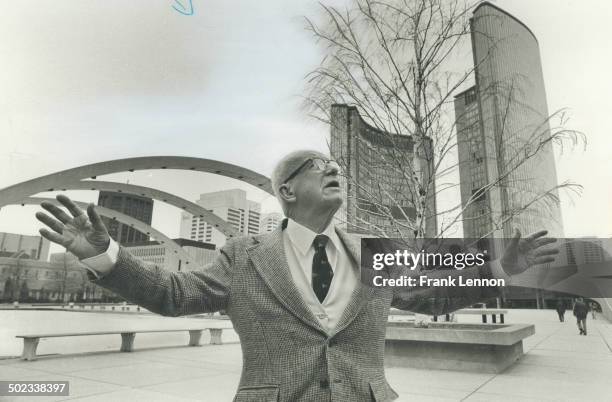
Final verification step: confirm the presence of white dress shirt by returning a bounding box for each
[282,219,360,333]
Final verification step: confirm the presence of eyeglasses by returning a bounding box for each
[282,157,340,184]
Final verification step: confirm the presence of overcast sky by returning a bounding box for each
[0,0,610,253]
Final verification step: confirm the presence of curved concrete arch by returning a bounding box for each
[21,197,197,267]
[55,181,238,238]
[0,156,274,208]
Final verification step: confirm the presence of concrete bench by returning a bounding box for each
[16,327,225,361]
[385,322,534,373]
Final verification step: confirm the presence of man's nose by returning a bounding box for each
[325,162,340,175]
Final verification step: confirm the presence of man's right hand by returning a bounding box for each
[36,194,111,260]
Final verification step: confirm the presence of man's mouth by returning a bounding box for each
[324,180,340,189]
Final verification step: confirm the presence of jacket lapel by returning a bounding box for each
[246,226,327,335]
[331,228,375,336]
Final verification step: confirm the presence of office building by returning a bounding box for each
[179,189,261,246]
[126,238,218,272]
[261,212,282,233]
[97,191,154,245]
[454,2,564,257]
[1,253,110,302]
[330,104,437,237]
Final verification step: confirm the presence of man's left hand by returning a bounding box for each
[501,229,559,275]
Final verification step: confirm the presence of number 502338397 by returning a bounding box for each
[0,381,69,396]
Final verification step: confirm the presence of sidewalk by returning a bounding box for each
[1,309,611,401]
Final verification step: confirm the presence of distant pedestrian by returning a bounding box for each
[555,299,566,322]
[591,302,597,320]
[573,298,589,335]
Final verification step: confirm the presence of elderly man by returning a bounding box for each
[36,150,557,402]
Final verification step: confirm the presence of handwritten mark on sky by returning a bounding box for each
[172,0,194,15]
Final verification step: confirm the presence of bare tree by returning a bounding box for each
[303,0,584,242]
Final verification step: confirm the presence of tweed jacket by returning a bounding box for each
[94,224,499,402]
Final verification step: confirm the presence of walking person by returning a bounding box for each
[555,299,566,322]
[591,302,597,320]
[573,297,589,335]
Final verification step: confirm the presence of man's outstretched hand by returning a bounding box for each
[36,195,110,260]
[501,229,559,276]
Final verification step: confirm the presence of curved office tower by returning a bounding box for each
[330,104,437,238]
[455,2,564,257]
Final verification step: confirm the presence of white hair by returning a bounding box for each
[270,150,326,215]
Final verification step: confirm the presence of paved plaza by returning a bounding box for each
[1,309,612,401]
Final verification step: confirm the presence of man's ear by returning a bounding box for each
[278,183,297,204]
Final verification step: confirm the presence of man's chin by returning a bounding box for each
[324,195,343,209]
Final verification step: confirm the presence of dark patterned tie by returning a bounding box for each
[312,234,333,303]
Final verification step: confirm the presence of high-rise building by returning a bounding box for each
[563,238,612,266]
[261,212,282,233]
[454,2,564,257]
[330,104,437,237]
[97,191,154,246]
[0,232,50,261]
[179,189,261,246]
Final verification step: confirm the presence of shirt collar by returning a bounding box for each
[286,218,339,256]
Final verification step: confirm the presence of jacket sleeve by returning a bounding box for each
[390,263,500,315]
[91,240,235,317]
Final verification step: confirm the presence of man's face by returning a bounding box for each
[286,152,343,216]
